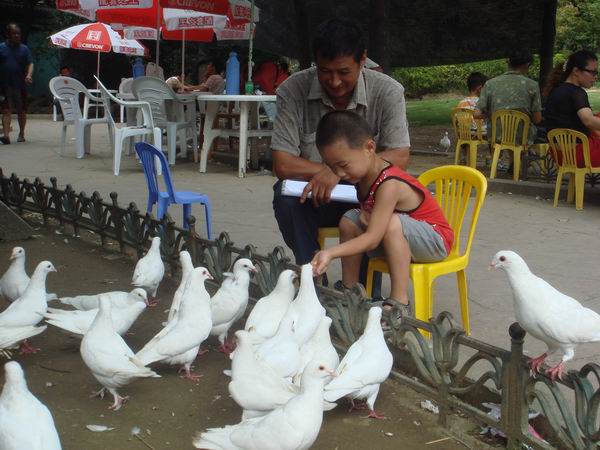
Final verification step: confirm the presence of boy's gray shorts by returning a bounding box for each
[343,209,448,263]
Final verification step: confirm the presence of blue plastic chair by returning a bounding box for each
[135,142,212,237]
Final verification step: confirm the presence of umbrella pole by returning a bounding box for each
[96,51,100,118]
[247,0,255,83]
[181,29,186,91]
[155,2,160,66]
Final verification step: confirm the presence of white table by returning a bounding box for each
[197,94,276,177]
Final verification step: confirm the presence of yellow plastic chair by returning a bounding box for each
[318,227,340,249]
[548,128,600,210]
[365,165,487,334]
[489,109,530,181]
[451,107,487,168]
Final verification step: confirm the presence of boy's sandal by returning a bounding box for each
[370,296,411,330]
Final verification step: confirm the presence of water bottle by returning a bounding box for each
[132,57,144,79]
[225,52,240,95]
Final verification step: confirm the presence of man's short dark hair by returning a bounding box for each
[316,111,373,151]
[312,18,366,63]
[211,60,225,74]
[508,51,533,68]
[6,23,19,34]
[467,72,487,91]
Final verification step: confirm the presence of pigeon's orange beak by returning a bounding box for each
[250,265,258,273]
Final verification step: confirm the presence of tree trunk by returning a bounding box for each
[539,0,557,91]
[368,0,389,72]
[293,0,312,70]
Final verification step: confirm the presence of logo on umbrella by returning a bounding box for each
[87,30,102,41]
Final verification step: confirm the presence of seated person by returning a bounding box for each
[311,111,453,317]
[271,18,410,266]
[457,71,487,136]
[186,60,225,94]
[544,49,600,167]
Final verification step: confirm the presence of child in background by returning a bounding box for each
[458,72,488,137]
[311,111,454,317]
[458,72,487,110]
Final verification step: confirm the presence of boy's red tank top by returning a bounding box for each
[358,164,454,254]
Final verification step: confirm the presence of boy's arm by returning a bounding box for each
[312,181,411,274]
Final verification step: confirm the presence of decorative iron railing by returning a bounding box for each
[2,168,599,450]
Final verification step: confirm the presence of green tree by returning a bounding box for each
[555,0,600,52]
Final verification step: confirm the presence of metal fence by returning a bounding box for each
[1,168,599,450]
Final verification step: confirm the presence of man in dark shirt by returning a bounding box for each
[0,24,33,145]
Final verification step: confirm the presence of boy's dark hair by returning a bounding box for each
[211,59,225,74]
[508,51,533,68]
[312,18,366,63]
[466,72,487,91]
[316,110,373,151]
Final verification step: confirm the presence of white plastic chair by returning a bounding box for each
[118,78,134,123]
[49,76,112,159]
[132,77,198,165]
[94,76,162,176]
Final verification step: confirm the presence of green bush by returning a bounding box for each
[393,54,568,98]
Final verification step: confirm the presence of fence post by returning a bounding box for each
[504,322,529,448]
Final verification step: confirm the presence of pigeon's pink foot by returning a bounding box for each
[546,362,566,382]
[108,395,129,411]
[529,352,547,375]
[89,388,106,399]
[218,342,236,355]
[146,297,160,307]
[348,400,368,412]
[366,410,386,420]
[19,340,40,354]
[180,369,203,382]
[197,349,209,357]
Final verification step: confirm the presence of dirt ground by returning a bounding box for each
[0,226,480,450]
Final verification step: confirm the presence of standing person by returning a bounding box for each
[474,51,542,171]
[544,50,600,167]
[271,18,410,266]
[0,23,33,145]
[311,111,452,316]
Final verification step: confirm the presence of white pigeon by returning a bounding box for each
[80,295,159,410]
[0,361,62,450]
[244,269,297,344]
[43,297,147,337]
[439,131,451,152]
[136,267,213,380]
[323,307,393,419]
[229,330,336,420]
[0,261,56,354]
[296,316,339,385]
[256,313,301,379]
[491,250,600,381]
[283,263,325,346]
[166,250,195,324]
[57,288,148,311]
[193,360,336,450]
[0,247,30,303]
[132,236,165,304]
[210,258,257,353]
[0,247,57,303]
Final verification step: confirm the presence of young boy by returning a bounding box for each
[458,72,488,137]
[457,72,487,110]
[311,111,454,317]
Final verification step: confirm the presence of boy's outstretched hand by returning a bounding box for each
[311,250,332,276]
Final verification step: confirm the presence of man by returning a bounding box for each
[0,24,33,145]
[474,51,542,169]
[271,18,410,265]
[194,60,225,94]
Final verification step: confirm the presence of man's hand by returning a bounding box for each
[25,75,32,85]
[311,250,332,276]
[299,166,340,207]
[359,210,371,228]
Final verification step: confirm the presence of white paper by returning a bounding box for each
[281,180,358,204]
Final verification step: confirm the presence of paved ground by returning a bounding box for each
[2,118,600,406]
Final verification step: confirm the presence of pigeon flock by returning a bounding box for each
[0,241,394,450]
